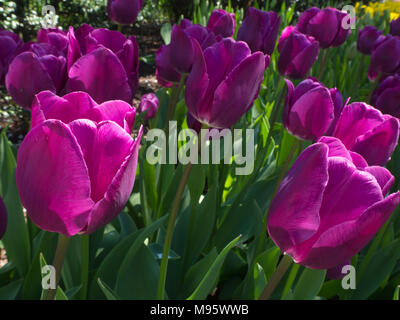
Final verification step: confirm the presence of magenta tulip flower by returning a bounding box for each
[155,22,217,87]
[357,26,385,55]
[296,7,351,49]
[390,17,400,36]
[37,28,68,54]
[237,7,281,55]
[6,43,66,109]
[277,26,319,79]
[0,196,7,239]
[138,93,159,119]
[67,26,139,104]
[284,78,343,140]
[332,102,399,166]
[207,9,235,38]
[16,117,143,236]
[368,35,400,81]
[0,29,23,84]
[107,0,143,25]
[268,136,400,270]
[185,38,268,128]
[31,90,136,134]
[371,75,400,118]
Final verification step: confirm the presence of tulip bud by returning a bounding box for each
[283,78,343,140]
[390,17,400,36]
[277,27,319,79]
[237,7,281,55]
[156,22,218,87]
[267,136,400,270]
[207,9,236,38]
[357,26,385,55]
[0,196,7,240]
[296,7,351,49]
[107,0,143,25]
[333,102,399,166]
[16,115,143,236]
[368,35,400,81]
[0,29,23,85]
[185,38,267,128]
[138,93,159,119]
[370,74,400,118]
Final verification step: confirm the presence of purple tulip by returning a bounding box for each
[138,93,159,119]
[37,28,69,54]
[0,29,23,84]
[390,17,400,36]
[267,136,400,270]
[107,0,143,25]
[284,78,343,140]
[31,90,136,134]
[207,9,236,38]
[277,26,319,79]
[67,26,139,104]
[357,26,385,55]
[156,22,218,87]
[368,35,400,81]
[185,38,268,128]
[237,7,281,55]
[371,75,400,118]
[5,43,67,109]
[0,196,7,240]
[332,102,399,166]
[16,115,143,236]
[296,7,351,49]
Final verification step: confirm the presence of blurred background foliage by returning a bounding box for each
[1,0,375,41]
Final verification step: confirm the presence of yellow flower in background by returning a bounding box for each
[356,1,400,20]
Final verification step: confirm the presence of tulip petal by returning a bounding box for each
[300,192,400,269]
[267,143,329,253]
[352,117,400,166]
[16,120,94,236]
[69,120,134,204]
[364,166,395,196]
[287,86,334,140]
[85,126,143,234]
[31,90,97,128]
[67,47,131,104]
[210,52,265,128]
[333,102,386,149]
[6,52,56,109]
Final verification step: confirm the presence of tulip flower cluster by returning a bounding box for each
[5,25,139,109]
[1,3,400,301]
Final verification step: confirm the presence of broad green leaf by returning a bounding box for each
[293,268,326,300]
[142,158,158,212]
[97,278,119,300]
[0,279,23,300]
[187,164,206,205]
[187,235,242,300]
[115,244,160,299]
[352,239,400,300]
[89,216,166,299]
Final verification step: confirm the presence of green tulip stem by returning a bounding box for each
[165,75,186,134]
[353,54,365,96]
[80,235,90,300]
[317,48,330,80]
[157,162,193,300]
[45,234,70,300]
[258,254,293,300]
[152,88,167,129]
